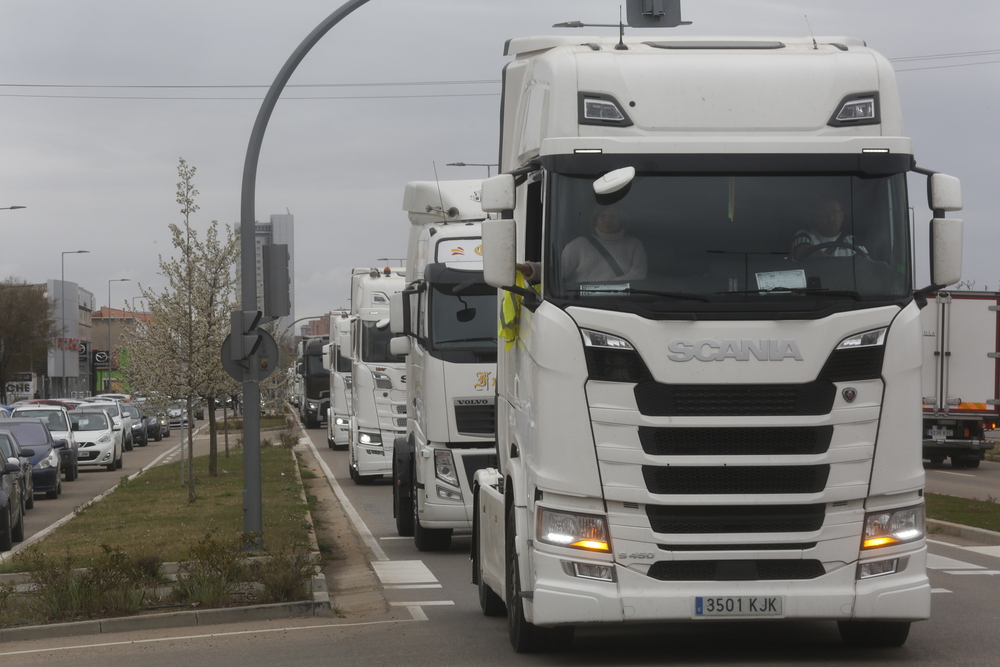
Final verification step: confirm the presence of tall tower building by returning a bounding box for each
[251,213,295,335]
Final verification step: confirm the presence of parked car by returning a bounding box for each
[156,413,171,438]
[0,428,34,509]
[0,419,62,499]
[76,405,126,461]
[92,393,130,402]
[28,398,84,411]
[120,403,152,446]
[69,411,122,471]
[9,405,79,481]
[85,401,133,451]
[168,404,187,430]
[0,430,27,550]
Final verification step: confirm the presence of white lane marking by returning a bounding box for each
[381,536,412,541]
[933,471,976,478]
[390,601,455,606]
[405,605,428,621]
[384,584,443,590]
[964,545,1000,559]
[373,560,438,585]
[301,433,388,562]
[945,570,1000,576]
[0,619,419,657]
[927,554,986,570]
[932,588,952,593]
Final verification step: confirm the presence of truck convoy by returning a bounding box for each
[471,8,964,652]
[389,180,498,551]
[921,291,998,468]
[296,335,329,429]
[346,266,407,483]
[324,310,353,450]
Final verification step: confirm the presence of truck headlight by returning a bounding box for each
[358,431,382,446]
[335,417,349,426]
[434,450,459,486]
[537,507,611,552]
[862,504,924,549]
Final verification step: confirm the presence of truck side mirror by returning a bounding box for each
[929,173,962,212]
[389,292,405,334]
[389,336,412,356]
[481,174,516,212]
[930,217,963,287]
[483,219,517,289]
[321,343,333,371]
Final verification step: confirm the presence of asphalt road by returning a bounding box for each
[3,423,999,665]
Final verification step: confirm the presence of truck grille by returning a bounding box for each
[395,417,407,428]
[818,346,885,382]
[455,404,496,435]
[646,504,826,534]
[638,426,833,456]
[642,465,830,495]
[634,380,836,416]
[647,559,826,581]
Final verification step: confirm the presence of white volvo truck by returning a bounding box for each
[347,266,407,483]
[324,309,353,449]
[388,180,498,551]
[471,13,965,652]
[921,291,999,468]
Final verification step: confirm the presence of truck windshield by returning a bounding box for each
[545,170,911,314]
[361,321,405,364]
[428,282,497,351]
[304,353,325,376]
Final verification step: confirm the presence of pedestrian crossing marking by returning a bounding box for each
[373,560,438,585]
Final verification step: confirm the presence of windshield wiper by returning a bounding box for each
[569,287,712,302]
[731,287,863,301]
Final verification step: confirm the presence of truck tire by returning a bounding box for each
[393,458,414,537]
[473,489,505,617]
[506,504,573,652]
[928,456,944,465]
[838,620,910,648]
[413,494,451,551]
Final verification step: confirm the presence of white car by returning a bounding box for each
[70,411,122,471]
[85,402,133,451]
[9,405,80,481]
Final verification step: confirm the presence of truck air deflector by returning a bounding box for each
[644,40,785,50]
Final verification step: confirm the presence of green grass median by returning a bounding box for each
[3,443,312,572]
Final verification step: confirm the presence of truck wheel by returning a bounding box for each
[473,492,505,616]
[413,495,451,551]
[393,460,414,537]
[506,504,573,652]
[966,457,981,469]
[928,456,944,465]
[327,436,336,449]
[838,620,910,648]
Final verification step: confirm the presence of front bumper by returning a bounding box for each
[77,441,116,466]
[526,543,930,626]
[31,467,60,493]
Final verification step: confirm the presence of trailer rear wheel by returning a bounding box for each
[838,620,910,647]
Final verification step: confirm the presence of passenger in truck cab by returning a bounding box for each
[518,205,647,284]
[791,197,868,261]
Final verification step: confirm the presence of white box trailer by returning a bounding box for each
[921,291,999,467]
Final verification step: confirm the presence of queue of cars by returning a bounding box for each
[0,392,190,551]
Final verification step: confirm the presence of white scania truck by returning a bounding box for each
[324,309,353,449]
[388,180,498,551]
[346,266,407,483]
[472,8,965,652]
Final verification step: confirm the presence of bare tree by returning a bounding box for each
[121,158,238,501]
[0,279,57,404]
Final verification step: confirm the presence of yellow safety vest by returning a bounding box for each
[498,270,533,351]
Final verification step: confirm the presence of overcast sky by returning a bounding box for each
[2,0,998,324]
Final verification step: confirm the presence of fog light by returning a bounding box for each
[436,485,463,502]
[561,561,615,582]
[859,558,899,579]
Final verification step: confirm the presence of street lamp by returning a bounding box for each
[61,250,89,397]
[107,278,131,393]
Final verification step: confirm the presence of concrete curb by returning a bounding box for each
[927,518,1000,546]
